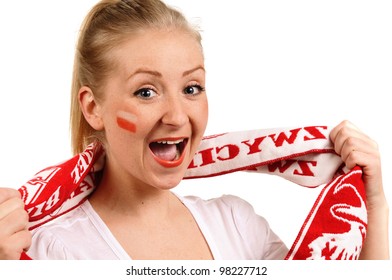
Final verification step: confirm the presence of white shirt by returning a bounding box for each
[27,194,288,260]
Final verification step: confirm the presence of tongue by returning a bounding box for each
[150,143,177,161]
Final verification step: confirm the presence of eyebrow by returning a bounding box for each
[127,69,162,80]
[127,65,205,80]
[182,66,205,77]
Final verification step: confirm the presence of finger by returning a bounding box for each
[0,197,26,221]
[329,120,355,142]
[330,122,377,155]
[0,230,32,260]
[329,120,372,143]
[341,149,375,170]
[0,188,21,204]
[0,207,29,237]
[343,149,383,197]
[339,137,379,162]
[10,229,32,252]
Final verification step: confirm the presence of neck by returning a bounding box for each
[88,168,176,221]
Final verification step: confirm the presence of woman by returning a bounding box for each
[0,0,389,259]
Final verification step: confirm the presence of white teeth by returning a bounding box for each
[156,139,184,145]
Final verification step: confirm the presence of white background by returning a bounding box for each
[0,0,391,254]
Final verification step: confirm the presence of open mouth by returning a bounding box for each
[149,138,188,167]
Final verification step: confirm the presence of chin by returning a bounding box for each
[162,178,183,190]
[151,174,184,191]
[148,162,189,191]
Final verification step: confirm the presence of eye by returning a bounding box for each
[134,87,157,99]
[184,85,205,95]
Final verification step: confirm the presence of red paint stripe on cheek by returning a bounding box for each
[117,117,137,133]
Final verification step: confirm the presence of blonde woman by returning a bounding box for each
[0,0,388,260]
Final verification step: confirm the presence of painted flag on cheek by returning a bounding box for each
[116,111,137,133]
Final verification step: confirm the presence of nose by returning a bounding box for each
[161,95,189,127]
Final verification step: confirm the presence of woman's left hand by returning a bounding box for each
[329,120,384,208]
[329,120,389,259]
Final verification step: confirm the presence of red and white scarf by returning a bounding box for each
[19,125,367,260]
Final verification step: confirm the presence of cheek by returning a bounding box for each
[197,98,209,132]
[116,111,138,133]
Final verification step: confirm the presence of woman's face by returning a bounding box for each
[97,29,208,190]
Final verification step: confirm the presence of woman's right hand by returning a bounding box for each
[0,188,31,259]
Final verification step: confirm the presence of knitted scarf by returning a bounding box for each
[19,125,367,260]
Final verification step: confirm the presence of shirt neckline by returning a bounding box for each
[83,193,221,260]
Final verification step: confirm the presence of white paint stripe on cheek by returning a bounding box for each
[117,111,138,123]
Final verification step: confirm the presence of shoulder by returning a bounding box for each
[180,193,271,240]
[181,194,261,221]
[179,193,288,259]
[181,194,252,208]
[27,202,89,259]
[27,201,114,260]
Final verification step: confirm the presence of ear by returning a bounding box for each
[78,86,104,130]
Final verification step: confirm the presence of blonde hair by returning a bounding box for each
[70,0,202,155]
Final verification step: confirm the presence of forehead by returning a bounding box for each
[110,29,204,76]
